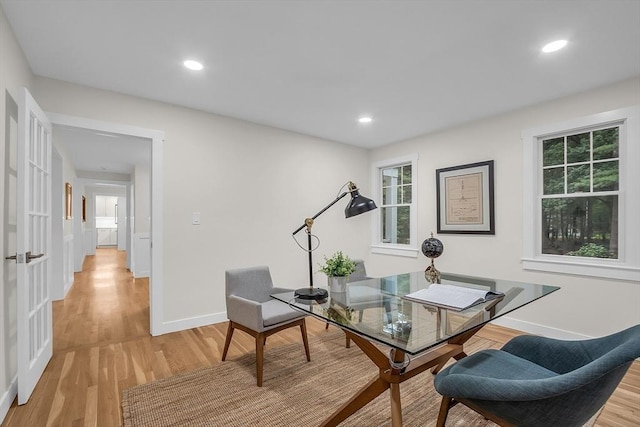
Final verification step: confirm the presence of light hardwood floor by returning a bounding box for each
[2,248,638,426]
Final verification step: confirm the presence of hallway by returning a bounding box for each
[53,249,150,352]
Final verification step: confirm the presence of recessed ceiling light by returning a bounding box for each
[541,40,568,53]
[184,60,203,71]
[358,116,373,124]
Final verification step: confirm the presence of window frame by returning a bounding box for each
[371,154,419,257]
[522,106,639,281]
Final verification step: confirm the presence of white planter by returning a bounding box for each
[328,276,349,293]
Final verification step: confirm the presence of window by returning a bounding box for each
[522,107,639,281]
[541,127,619,258]
[371,155,418,257]
[382,164,412,244]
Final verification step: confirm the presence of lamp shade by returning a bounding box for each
[345,189,377,218]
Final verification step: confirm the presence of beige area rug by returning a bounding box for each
[122,329,600,427]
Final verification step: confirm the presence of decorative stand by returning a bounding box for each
[425,259,441,284]
[421,232,444,284]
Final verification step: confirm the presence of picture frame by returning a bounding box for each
[436,160,494,234]
[82,196,86,222]
[65,182,72,220]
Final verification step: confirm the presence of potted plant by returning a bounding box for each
[319,251,356,293]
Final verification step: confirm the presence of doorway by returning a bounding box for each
[46,113,164,336]
[95,194,121,248]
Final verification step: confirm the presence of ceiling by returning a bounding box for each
[2,0,639,152]
[53,125,150,176]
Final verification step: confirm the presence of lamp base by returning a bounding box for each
[294,287,329,300]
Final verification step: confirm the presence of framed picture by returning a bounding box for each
[82,196,86,222]
[65,183,72,220]
[436,160,494,234]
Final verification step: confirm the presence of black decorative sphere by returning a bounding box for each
[421,236,444,259]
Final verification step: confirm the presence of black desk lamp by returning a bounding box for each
[292,181,377,300]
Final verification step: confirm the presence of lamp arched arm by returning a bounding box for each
[292,190,350,235]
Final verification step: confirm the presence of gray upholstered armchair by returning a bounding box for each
[222,266,310,386]
[326,260,392,347]
[333,259,392,324]
[434,324,640,427]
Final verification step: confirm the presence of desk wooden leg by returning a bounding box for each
[431,353,466,375]
[319,377,389,427]
[318,330,466,427]
[390,347,406,427]
[390,383,403,427]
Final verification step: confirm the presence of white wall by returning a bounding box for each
[369,77,640,339]
[51,136,78,237]
[0,4,33,420]
[117,196,126,250]
[31,76,373,326]
[51,148,65,300]
[52,134,82,275]
[131,163,150,277]
[133,163,150,234]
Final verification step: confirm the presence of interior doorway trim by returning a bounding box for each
[46,112,164,336]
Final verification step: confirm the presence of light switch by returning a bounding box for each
[192,212,201,225]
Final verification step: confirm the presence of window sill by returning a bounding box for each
[522,257,639,282]
[371,245,419,258]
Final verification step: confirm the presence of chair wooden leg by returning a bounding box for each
[436,397,453,427]
[221,321,235,361]
[256,332,266,387]
[300,319,311,361]
[328,321,352,348]
[325,322,329,329]
[231,318,311,386]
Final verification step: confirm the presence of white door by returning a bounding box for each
[16,88,53,404]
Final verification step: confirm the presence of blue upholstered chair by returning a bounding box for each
[434,324,640,427]
[222,266,310,386]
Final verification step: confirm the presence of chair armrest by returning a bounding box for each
[435,349,619,402]
[436,371,587,401]
[227,294,263,331]
[271,286,296,295]
[502,335,594,373]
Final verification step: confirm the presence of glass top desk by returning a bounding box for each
[272,271,559,427]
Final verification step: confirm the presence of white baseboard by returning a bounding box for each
[134,270,150,278]
[160,311,228,335]
[0,376,17,425]
[492,316,593,340]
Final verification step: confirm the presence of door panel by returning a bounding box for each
[3,91,19,399]
[17,87,52,405]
